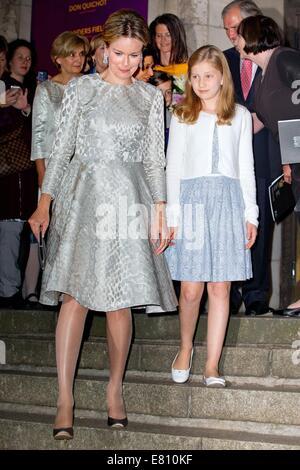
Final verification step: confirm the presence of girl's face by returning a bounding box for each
[0,51,6,77]
[155,24,172,54]
[136,55,154,82]
[106,36,143,84]
[10,46,32,78]
[56,47,86,75]
[190,61,223,107]
[94,43,106,72]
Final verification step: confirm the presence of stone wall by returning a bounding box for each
[0,0,32,41]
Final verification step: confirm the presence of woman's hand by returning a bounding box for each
[246,222,257,249]
[0,88,21,108]
[13,88,29,112]
[28,194,52,240]
[283,164,292,184]
[150,202,170,255]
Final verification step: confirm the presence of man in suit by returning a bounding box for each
[222,0,282,315]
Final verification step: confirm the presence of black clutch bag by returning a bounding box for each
[268,174,296,223]
[38,229,46,270]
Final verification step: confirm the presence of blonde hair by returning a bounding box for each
[51,31,89,68]
[103,9,149,47]
[175,45,235,125]
[90,33,105,56]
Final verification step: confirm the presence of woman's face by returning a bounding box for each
[190,61,223,105]
[157,80,173,106]
[94,42,106,73]
[155,24,172,55]
[106,36,143,84]
[236,35,248,59]
[9,46,32,78]
[136,55,154,82]
[56,46,86,75]
[0,51,6,78]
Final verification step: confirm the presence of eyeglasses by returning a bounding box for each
[163,89,172,98]
[15,55,32,63]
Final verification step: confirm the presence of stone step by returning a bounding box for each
[2,335,300,379]
[1,310,300,346]
[1,404,300,450]
[1,367,300,426]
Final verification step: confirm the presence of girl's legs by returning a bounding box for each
[106,308,132,419]
[205,281,231,377]
[173,281,204,370]
[54,295,88,428]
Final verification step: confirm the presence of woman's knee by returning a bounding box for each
[180,284,203,305]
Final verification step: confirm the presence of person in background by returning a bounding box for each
[134,45,155,82]
[89,33,107,74]
[0,35,22,107]
[222,0,281,316]
[236,14,300,316]
[149,71,173,147]
[29,9,177,440]
[165,45,258,387]
[0,39,38,308]
[149,13,188,105]
[31,31,88,187]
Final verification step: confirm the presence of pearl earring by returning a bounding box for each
[103,53,109,65]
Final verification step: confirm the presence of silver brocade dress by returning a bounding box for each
[31,80,66,161]
[40,74,178,312]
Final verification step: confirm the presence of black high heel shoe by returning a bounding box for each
[107,416,128,428]
[53,427,74,440]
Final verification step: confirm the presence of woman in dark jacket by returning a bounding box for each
[0,39,38,307]
[237,15,300,315]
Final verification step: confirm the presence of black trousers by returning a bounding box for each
[231,177,274,308]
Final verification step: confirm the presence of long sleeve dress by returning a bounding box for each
[31,79,66,162]
[40,74,178,312]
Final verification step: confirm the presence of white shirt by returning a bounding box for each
[166,104,259,227]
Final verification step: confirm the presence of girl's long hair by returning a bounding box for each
[175,45,235,125]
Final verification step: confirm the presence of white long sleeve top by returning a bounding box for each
[166,104,259,227]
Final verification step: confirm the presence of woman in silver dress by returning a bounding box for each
[31,31,89,187]
[29,9,177,440]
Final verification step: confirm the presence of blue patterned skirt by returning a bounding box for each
[165,176,252,282]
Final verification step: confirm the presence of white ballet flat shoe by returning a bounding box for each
[202,375,226,388]
[171,349,194,383]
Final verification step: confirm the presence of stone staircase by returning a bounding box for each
[1,309,300,449]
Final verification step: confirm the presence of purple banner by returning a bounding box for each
[31,0,148,74]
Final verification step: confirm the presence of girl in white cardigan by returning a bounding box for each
[165,45,258,387]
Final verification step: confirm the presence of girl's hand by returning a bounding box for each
[150,202,170,255]
[246,222,257,249]
[283,164,292,184]
[168,227,178,246]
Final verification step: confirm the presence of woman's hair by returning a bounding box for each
[89,33,105,57]
[51,31,89,68]
[103,9,149,47]
[149,13,188,65]
[0,35,8,54]
[149,71,172,87]
[238,15,284,54]
[175,45,235,125]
